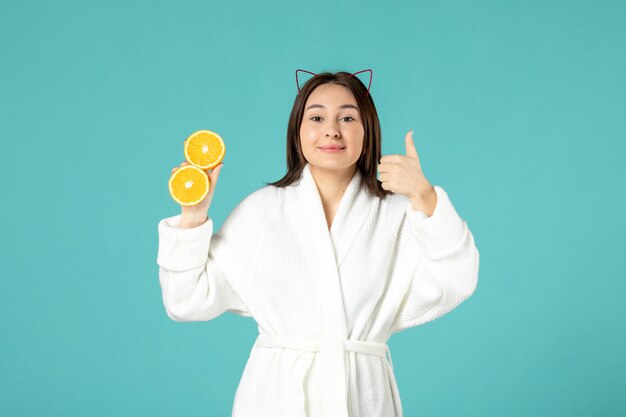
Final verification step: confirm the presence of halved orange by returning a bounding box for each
[168,165,210,206]
[184,130,225,169]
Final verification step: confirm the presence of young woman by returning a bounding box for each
[157,70,480,417]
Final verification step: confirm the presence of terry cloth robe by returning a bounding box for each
[156,162,479,417]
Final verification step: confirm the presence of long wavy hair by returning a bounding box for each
[265,71,392,199]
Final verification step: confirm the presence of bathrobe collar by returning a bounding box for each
[283,162,377,416]
[301,162,373,270]
[289,162,374,336]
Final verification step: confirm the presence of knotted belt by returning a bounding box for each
[253,334,395,417]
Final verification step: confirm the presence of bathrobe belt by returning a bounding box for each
[253,334,395,417]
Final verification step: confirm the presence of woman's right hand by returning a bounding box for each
[171,160,224,228]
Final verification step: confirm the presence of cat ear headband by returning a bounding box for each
[295,69,373,95]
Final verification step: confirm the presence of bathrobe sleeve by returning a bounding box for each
[390,185,480,334]
[156,189,272,322]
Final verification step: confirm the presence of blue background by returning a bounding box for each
[1,0,624,416]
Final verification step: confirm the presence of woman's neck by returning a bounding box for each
[309,164,356,206]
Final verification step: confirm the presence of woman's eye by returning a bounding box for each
[309,116,355,122]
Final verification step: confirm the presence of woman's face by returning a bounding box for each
[299,83,364,174]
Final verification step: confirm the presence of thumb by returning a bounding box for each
[405,130,418,159]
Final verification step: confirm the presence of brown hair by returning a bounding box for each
[265,71,392,199]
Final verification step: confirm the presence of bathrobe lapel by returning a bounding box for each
[291,163,371,331]
[327,166,373,270]
[288,163,372,417]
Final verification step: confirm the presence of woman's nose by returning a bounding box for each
[325,123,340,138]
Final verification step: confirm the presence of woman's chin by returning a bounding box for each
[308,159,358,172]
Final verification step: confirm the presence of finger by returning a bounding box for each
[208,163,223,183]
[380,155,401,164]
[405,130,418,159]
[377,162,392,173]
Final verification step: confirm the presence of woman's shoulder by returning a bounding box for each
[380,191,411,215]
[230,184,283,222]
[242,183,282,205]
[378,191,412,235]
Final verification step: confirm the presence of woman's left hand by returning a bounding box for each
[377,130,437,216]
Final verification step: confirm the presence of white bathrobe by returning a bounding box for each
[156,162,479,417]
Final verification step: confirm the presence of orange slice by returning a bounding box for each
[184,130,226,169]
[168,165,210,206]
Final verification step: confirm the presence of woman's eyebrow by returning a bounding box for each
[305,104,359,111]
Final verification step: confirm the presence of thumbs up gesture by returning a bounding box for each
[377,130,437,216]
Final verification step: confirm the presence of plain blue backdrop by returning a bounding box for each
[1,0,624,416]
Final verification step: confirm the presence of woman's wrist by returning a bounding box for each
[409,185,437,216]
[179,213,208,228]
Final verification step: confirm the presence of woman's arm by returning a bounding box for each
[390,185,480,334]
[156,213,251,321]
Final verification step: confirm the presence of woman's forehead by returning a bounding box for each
[305,84,358,109]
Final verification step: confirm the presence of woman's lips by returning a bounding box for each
[319,147,345,153]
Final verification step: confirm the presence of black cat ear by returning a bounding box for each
[295,69,317,93]
[351,69,373,95]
